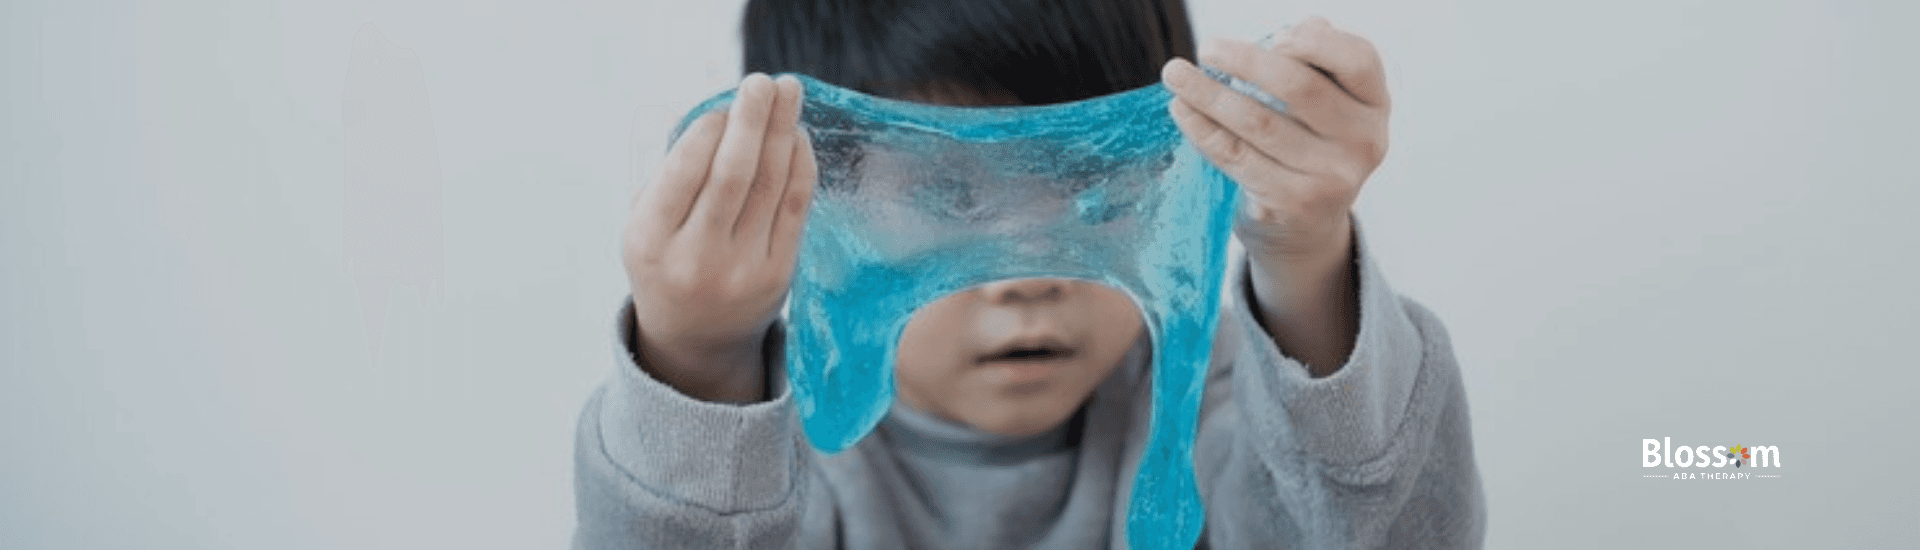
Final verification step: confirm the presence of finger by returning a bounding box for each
[1199,38,1373,141]
[1169,100,1322,222]
[1270,16,1389,109]
[689,73,778,237]
[767,131,817,265]
[736,75,804,242]
[1163,58,1343,175]
[1169,97,1300,181]
[639,109,728,233]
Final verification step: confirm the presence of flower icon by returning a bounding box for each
[1728,445,1750,467]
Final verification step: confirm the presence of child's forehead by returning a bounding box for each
[842,142,1149,239]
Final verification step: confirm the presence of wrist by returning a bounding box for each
[1236,199,1351,256]
[632,319,772,403]
[1242,212,1353,289]
[1244,216,1359,377]
[1247,241,1350,322]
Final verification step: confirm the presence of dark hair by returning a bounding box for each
[741,0,1196,105]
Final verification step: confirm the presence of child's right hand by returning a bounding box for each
[621,74,816,403]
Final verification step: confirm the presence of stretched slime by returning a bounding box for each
[670,74,1242,550]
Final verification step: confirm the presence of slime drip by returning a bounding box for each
[671,74,1242,550]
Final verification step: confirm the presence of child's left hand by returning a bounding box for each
[1162,16,1389,263]
[1161,16,1389,373]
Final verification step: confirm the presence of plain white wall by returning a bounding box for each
[4,0,1915,548]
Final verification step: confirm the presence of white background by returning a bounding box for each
[4,0,1917,548]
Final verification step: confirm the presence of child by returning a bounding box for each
[576,0,1484,548]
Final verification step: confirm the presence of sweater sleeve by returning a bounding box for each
[1195,222,1487,549]
[571,300,831,550]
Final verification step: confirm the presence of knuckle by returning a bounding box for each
[1298,181,1347,214]
[1293,33,1323,54]
[1362,137,1388,166]
[783,183,813,214]
[1247,111,1283,143]
[1358,59,1387,91]
[1214,132,1253,168]
[1329,164,1366,190]
[1360,43,1386,72]
[746,173,774,202]
[1344,132,1388,169]
[1277,71,1315,101]
[782,192,807,215]
[1298,16,1334,38]
[709,167,746,194]
[1290,21,1328,49]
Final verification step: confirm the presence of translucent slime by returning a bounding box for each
[671,74,1241,550]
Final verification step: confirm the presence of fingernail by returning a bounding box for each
[1161,59,1186,83]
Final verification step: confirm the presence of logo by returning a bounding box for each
[1641,437,1783,480]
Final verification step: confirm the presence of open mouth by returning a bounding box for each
[979,341,1077,364]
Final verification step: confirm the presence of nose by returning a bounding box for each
[977,278,1067,304]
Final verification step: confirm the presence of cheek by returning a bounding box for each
[894,297,976,393]
[1087,285,1146,349]
[1068,287,1146,391]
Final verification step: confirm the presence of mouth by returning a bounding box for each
[978,339,1078,365]
[978,341,1077,388]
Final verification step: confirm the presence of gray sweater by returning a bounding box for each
[573,232,1486,549]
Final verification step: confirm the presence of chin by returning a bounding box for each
[964,399,1079,437]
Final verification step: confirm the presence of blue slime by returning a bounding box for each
[671,75,1242,550]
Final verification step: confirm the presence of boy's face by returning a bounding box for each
[895,279,1144,436]
[884,87,1145,437]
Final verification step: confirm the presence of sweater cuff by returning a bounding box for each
[593,300,798,513]
[1225,219,1424,467]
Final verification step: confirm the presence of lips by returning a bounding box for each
[978,338,1078,364]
